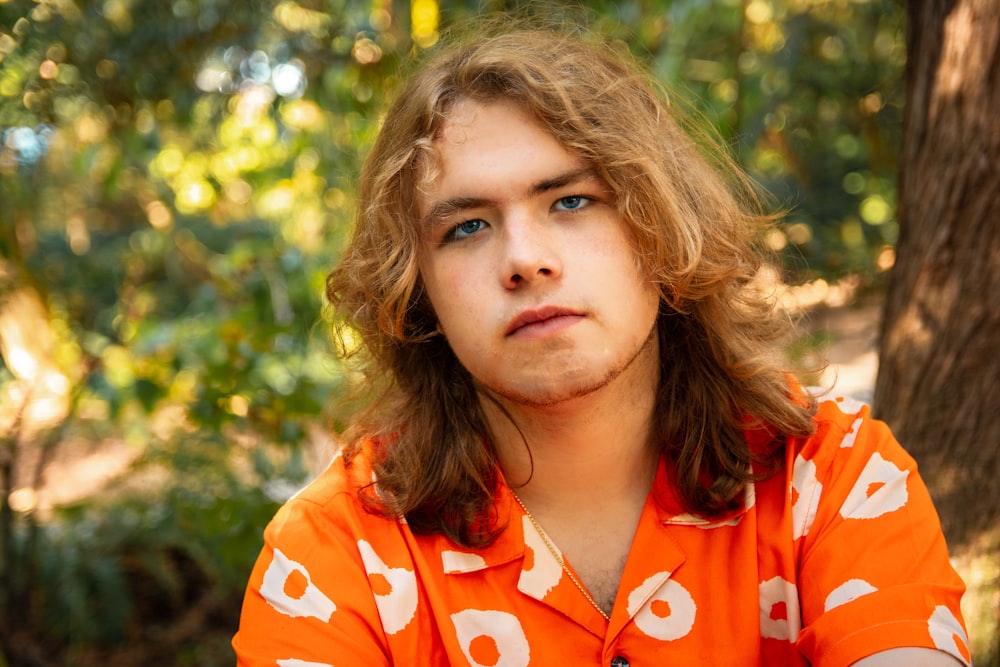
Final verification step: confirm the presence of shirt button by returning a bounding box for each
[610,657,629,667]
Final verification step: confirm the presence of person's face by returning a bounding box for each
[416,99,660,408]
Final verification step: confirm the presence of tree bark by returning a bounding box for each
[875,0,1000,661]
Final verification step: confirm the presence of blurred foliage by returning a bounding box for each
[0,0,906,663]
[4,434,286,664]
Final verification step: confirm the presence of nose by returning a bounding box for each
[499,214,562,289]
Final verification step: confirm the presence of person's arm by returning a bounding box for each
[793,400,971,666]
[851,647,965,666]
[233,488,393,666]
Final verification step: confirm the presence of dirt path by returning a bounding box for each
[806,297,882,402]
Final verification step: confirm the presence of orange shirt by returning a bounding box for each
[233,397,970,666]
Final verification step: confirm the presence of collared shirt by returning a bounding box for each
[233,397,970,666]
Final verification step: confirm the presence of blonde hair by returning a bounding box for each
[327,25,816,546]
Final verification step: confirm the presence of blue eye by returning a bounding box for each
[449,219,486,241]
[554,195,589,211]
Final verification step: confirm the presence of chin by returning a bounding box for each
[492,372,614,409]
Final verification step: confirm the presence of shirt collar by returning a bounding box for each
[438,482,525,574]
[650,454,756,528]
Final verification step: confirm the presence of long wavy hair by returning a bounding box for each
[326,24,816,547]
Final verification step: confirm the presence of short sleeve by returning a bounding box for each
[794,399,970,666]
[233,483,392,666]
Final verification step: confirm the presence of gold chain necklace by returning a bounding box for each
[510,491,611,622]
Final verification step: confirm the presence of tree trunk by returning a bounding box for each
[874,0,1000,662]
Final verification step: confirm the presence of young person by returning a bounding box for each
[233,26,970,666]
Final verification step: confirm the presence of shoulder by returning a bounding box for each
[235,442,412,664]
[793,394,914,479]
[784,393,921,536]
[264,440,396,546]
[293,444,376,507]
[786,395,971,665]
[806,394,883,448]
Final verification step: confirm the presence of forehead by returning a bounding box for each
[418,100,585,204]
[437,97,531,140]
[435,99,563,163]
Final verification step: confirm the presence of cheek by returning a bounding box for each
[604,254,661,327]
[592,232,653,290]
[421,267,484,333]
[417,254,449,311]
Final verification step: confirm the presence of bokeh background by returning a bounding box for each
[1,1,996,665]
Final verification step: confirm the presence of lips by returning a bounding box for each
[505,305,584,336]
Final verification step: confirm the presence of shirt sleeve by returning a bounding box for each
[232,488,392,667]
[793,399,971,666]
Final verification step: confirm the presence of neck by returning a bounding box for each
[483,333,661,513]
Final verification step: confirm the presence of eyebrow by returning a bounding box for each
[419,166,600,230]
